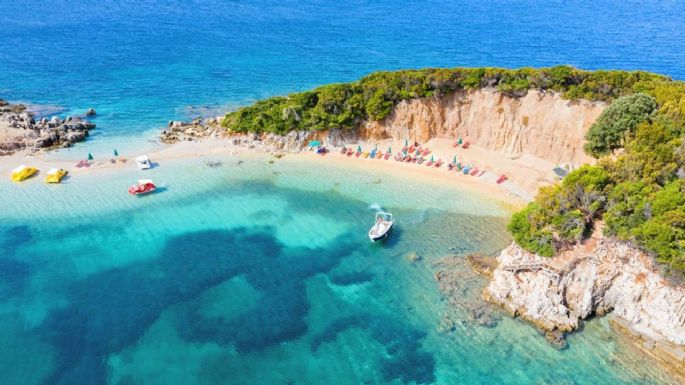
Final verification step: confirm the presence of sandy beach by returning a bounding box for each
[0,134,560,209]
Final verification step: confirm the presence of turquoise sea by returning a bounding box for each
[2,1,685,384]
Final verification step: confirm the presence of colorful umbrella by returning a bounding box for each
[308,140,321,147]
[430,155,434,162]
[87,153,93,161]
[458,137,463,145]
[357,145,362,152]
[415,149,420,156]
[387,147,392,154]
[113,149,119,157]
[453,155,457,164]
[404,139,408,146]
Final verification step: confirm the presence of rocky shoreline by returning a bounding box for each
[478,237,685,377]
[0,99,96,156]
[160,117,360,155]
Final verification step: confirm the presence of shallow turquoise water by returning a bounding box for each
[0,156,676,385]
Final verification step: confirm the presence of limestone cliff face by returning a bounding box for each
[360,89,605,166]
[484,238,685,349]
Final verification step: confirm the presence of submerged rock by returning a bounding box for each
[433,255,502,329]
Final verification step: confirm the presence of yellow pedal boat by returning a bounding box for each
[11,165,38,182]
[45,168,67,184]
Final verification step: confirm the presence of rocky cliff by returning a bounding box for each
[361,89,605,166]
[484,237,685,372]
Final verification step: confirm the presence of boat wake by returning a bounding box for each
[368,203,383,212]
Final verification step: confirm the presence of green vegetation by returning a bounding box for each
[509,76,685,274]
[222,66,668,134]
[584,93,657,157]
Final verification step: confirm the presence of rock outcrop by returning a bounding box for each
[160,117,224,143]
[360,89,605,166]
[484,237,685,364]
[0,99,95,155]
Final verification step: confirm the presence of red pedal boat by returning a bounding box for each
[129,179,157,195]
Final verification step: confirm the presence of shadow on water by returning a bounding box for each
[310,314,436,384]
[35,227,358,385]
[372,225,403,249]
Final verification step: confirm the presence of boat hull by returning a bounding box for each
[369,222,393,242]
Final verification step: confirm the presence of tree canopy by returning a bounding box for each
[222,66,667,134]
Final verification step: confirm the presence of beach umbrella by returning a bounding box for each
[387,147,392,154]
[113,149,119,157]
[553,167,568,177]
[87,153,93,161]
[374,144,378,150]
[430,155,434,162]
[308,140,321,147]
[458,137,463,145]
[415,149,420,156]
[452,155,457,164]
[357,145,362,152]
[405,139,409,146]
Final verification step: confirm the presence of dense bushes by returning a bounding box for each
[221,66,668,134]
[510,75,685,274]
[584,93,657,157]
[508,166,612,256]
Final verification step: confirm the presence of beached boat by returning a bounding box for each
[11,165,38,182]
[136,155,152,170]
[384,152,392,160]
[434,159,443,168]
[45,168,67,184]
[469,167,480,176]
[497,174,508,184]
[128,179,157,195]
[369,212,394,242]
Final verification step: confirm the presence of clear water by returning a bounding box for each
[0,156,677,385]
[1,1,684,384]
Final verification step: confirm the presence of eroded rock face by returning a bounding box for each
[484,239,685,347]
[0,100,96,155]
[360,89,605,167]
[218,128,358,154]
[160,117,224,143]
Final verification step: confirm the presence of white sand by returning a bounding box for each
[0,135,560,210]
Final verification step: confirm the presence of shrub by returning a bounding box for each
[584,93,657,157]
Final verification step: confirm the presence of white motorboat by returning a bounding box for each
[369,212,394,242]
[135,155,151,170]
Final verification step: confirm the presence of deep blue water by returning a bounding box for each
[2,0,685,147]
